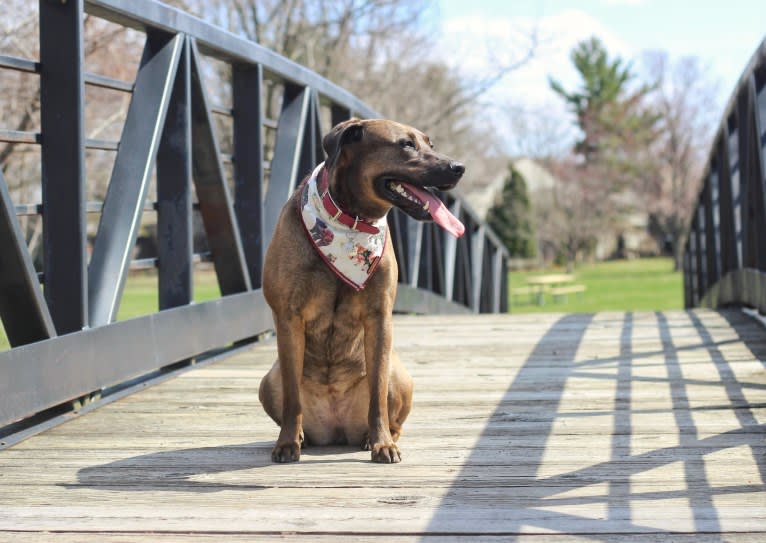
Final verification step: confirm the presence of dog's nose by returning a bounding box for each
[449,161,465,176]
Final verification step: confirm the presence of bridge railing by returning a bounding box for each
[0,0,508,433]
[684,37,766,315]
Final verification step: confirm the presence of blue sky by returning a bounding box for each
[432,0,765,151]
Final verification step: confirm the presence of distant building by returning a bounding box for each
[464,157,657,263]
[464,157,555,219]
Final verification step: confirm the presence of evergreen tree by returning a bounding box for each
[549,37,659,180]
[545,37,660,267]
[486,165,536,258]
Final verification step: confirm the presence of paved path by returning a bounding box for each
[0,310,764,541]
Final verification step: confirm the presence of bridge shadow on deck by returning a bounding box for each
[424,311,766,539]
[66,311,766,537]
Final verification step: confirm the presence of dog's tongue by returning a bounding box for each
[401,183,465,238]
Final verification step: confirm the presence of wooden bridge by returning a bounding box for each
[1,310,765,540]
[0,1,765,541]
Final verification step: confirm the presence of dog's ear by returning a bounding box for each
[323,118,364,168]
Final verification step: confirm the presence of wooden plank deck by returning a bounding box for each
[0,310,764,541]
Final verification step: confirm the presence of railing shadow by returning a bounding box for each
[65,309,765,535]
[423,310,766,539]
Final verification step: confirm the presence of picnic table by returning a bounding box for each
[522,274,586,305]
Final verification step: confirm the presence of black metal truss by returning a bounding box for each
[685,38,766,312]
[0,0,510,433]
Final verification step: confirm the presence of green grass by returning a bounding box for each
[509,257,683,313]
[0,259,683,351]
[115,270,221,321]
[0,270,221,352]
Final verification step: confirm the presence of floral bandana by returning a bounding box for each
[299,162,388,291]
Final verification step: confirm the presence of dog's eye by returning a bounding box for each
[399,139,416,149]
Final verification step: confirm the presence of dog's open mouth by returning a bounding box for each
[378,179,465,238]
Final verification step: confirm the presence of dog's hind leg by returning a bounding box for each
[258,360,283,426]
[259,359,308,450]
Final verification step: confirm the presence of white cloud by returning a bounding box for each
[437,9,637,154]
[600,0,648,5]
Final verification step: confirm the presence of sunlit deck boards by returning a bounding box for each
[0,310,764,541]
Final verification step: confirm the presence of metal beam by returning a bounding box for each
[233,62,265,288]
[157,37,193,310]
[189,39,252,295]
[0,290,272,429]
[689,217,699,306]
[492,248,504,313]
[406,219,423,287]
[387,210,408,283]
[88,32,183,326]
[0,53,38,74]
[83,0,379,119]
[470,226,486,313]
[702,174,719,288]
[455,224,471,307]
[716,137,738,276]
[301,90,324,175]
[39,0,88,334]
[726,114,744,269]
[499,256,508,313]
[695,206,706,294]
[740,76,766,271]
[417,223,434,291]
[394,285,472,316]
[330,104,352,127]
[754,76,766,272]
[699,268,766,316]
[428,224,446,296]
[0,171,56,347]
[443,201,461,301]
[262,84,311,251]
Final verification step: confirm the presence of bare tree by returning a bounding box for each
[185,0,534,190]
[2,0,535,239]
[639,51,719,269]
[502,102,575,160]
[1,5,138,197]
[534,158,616,270]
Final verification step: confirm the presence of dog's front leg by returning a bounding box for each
[273,314,305,462]
[364,314,401,463]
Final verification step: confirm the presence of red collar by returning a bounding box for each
[316,167,380,235]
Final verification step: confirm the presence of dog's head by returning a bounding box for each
[322,118,465,237]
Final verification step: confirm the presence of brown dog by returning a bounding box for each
[259,118,465,463]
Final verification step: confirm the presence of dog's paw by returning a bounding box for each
[271,441,301,463]
[361,433,371,451]
[371,442,401,464]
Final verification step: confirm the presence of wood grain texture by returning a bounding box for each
[0,310,764,541]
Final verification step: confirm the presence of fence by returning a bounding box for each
[0,0,508,434]
[684,37,766,314]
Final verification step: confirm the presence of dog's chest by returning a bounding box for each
[302,289,367,384]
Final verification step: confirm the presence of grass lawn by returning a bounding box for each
[509,257,683,313]
[0,258,683,351]
[115,270,222,321]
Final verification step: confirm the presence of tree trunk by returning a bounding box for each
[566,244,576,273]
[672,231,686,272]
